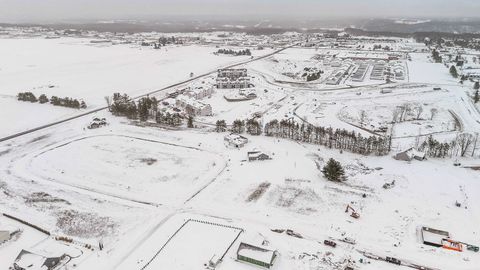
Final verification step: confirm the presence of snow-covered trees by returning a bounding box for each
[419,133,478,158]
[264,119,391,156]
[215,120,227,132]
[216,48,251,56]
[450,65,458,78]
[187,116,194,128]
[322,158,345,182]
[110,93,137,118]
[137,97,155,121]
[246,118,262,135]
[156,111,182,126]
[17,92,37,102]
[419,135,450,158]
[474,82,480,103]
[431,49,442,63]
[38,94,49,104]
[232,119,245,134]
[17,92,85,109]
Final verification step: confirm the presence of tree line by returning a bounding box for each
[215,117,391,156]
[420,133,478,158]
[17,92,86,109]
[215,48,251,56]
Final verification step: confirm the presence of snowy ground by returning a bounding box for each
[1,35,480,270]
[0,37,271,137]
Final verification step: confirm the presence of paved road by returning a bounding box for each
[0,43,297,143]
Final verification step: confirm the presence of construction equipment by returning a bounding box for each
[458,241,479,252]
[386,257,402,265]
[345,204,360,219]
[323,240,337,248]
[441,239,463,252]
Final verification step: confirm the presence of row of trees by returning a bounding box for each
[215,117,391,156]
[419,133,478,158]
[216,48,251,56]
[17,92,86,109]
[474,81,479,103]
[263,119,391,156]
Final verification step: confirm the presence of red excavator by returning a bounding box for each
[345,204,360,219]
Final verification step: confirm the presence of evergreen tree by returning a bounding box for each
[450,65,458,78]
[187,116,194,128]
[232,119,245,134]
[474,90,479,103]
[322,158,345,182]
[215,120,227,132]
[38,94,49,104]
[474,81,480,90]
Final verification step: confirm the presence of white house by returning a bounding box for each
[224,133,248,148]
[216,76,251,89]
[185,86,213,100]
[175,95,212,116]
[217,68,248,79]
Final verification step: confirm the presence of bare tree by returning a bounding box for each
[416,106,423,120]
[457,133,474,157]
[359,110,366,126]
[392,108,401,123]
[430,108,438,120]
[104,96,112,111]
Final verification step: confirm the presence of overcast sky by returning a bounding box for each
[0,0,478,23]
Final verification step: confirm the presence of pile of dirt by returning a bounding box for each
[246,182,271,202]
[138,158,157,165]
[56,209,116,238]
[25,192,70,205]
[270,185,320,208]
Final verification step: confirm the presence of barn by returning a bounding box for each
[237,242,277,269]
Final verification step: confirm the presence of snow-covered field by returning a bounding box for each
[1,33,480,270]
[0,37,270,138]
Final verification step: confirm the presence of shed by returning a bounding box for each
[0,230,10,243]
[394,148,425,161]
[248,151,271,161]
[237,242,277,269]
[421,227,450,247]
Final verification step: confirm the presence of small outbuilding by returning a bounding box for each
[248,151,271,161]
[237,242,277,269]
[394,148,426,161]
[0,230,11,243]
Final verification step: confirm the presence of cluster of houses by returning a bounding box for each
[87,117,107,129]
